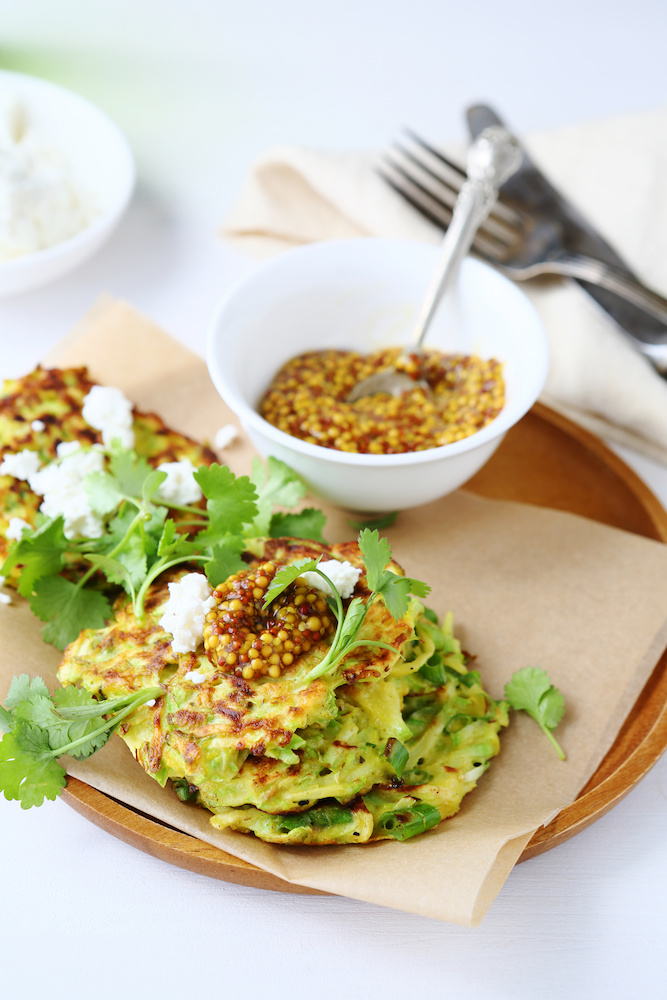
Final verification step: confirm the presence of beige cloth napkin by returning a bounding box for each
[224,106,667,464]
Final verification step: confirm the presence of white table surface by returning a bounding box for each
[2,3,667,998]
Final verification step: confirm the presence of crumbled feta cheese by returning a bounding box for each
[0,576,5,586]
[6,516,31,541]
[301,559,361,600]
[144,699,156,707]
[0,448,41,480]
[81,384,135,449]
[55,440,82,459]
[104,424,135,449]
[0,591,11,605]
[184,670,206,684]
[158,573,216,654]
[31,419,46,432]
[155,459,202,506]
[214,424,240,450]
[28,442,105,539]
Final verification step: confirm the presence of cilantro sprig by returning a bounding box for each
[504,666,566,759]
[1,448,327,651]
[0,675,162,808]
[263,528,430,682]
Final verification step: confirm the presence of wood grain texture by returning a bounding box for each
[61,402,667,887]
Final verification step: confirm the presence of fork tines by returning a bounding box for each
[379,129,523,260]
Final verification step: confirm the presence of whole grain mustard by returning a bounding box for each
[260,348,504,455]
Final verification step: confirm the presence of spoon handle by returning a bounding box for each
[412,126,521,352]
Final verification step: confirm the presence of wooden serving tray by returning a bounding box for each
[62,402,667,892]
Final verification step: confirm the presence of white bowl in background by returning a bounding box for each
[0,70,135,296]
[207,238,549,512]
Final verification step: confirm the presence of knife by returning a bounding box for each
[467,104,667,372]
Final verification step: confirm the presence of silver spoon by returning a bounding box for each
[347,126,522,402]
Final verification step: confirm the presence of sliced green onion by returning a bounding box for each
[379,802,442,840]
[444,713,475,734]
[308,806,354,828]
[404,701,440,738]
[418,619,447,651]
[384,738,409,778]
[419,653,446,687]
[172,778,197,802]
[402,767,432,786]
[278,805,353,832]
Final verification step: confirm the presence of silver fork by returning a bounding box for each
[380,130,667,339]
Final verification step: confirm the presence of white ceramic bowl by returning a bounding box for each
[208,238,549,512]
[0,70,135,296]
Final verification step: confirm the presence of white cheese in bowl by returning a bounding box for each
[0,93,95,261]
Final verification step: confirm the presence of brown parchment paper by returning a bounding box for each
[3,296,667,926]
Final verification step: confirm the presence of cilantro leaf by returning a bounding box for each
[358,528,393,592]
[105,505,166,562]
[194,464,258,541]
[269,507,327,543]
[84,553,138,598]
[504,667,564,724]
[14,721,53,756]
[156,519,179,557]
[0,727,67,807]
[60,723,113,760]
[142,469,167,505]
[0,705,11,734]
[155,519,198,562]
[85,471,126,515]
[51,684,161,759]
[205,535,248,587]
[0,679,166,808]
[251,457,307,535]
[540,687,566,730]
[504,666,566,760]
[377,574,430,620]
[4,674,50,710]
[263,558,320,609]
[30,577,112,651]
[52,685,162,760]
[143,505,168,543]
[358,528,430,621]
[52,685,111,714]
[374,575,414,621]
[337,597,368,646]
[108,446,153,496]
[255,457,306,509]
[114,534,149,588]
[10,694,71,749]
[3,517,69,599]
[105,506,137,546]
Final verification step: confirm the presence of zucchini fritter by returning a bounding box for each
[58,539,508,844]
[0,366,216,563]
